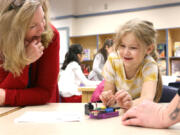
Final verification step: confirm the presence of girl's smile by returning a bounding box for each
[119,32,148,70]
[123,57,133,61]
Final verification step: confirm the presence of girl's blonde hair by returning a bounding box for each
[0,0,53,76]
[114,19,162,102]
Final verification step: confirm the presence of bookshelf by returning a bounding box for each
[167,28,180,77]
[69,28,180,78]
[69,34,115,70]
[156,30,167,76]
[98,34,115,49]
[70,35,97,71]
[70,35,97,60]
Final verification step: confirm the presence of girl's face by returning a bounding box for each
[78,52,85,62]
[118,32,152,69]
[25,6,45,43]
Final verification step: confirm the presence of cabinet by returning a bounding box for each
[156,30,167,76]
[98,34,115,49]
[70,34,115,71]
[70,35,97,71]
[167,28,180,77]
[156,29,180,78]
[70,28,180,78]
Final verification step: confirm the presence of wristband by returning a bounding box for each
[178,88,180,96]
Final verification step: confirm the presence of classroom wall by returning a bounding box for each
[49,0,180,37]
[74,0,180,15]
[50,0,75,17]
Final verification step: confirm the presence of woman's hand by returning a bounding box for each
[115,89,132,109]
[0,88,5,106]
[100,90,116,107]
[25,40,44,65]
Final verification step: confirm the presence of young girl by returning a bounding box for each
[88,39,114,81]
[100,19,162,109]
[59,44,100,102]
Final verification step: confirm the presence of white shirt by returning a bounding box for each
[59,61,100,97]
[88,53,105,81]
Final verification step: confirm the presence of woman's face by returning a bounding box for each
[25,6,45,43]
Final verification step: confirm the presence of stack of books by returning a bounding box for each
[174,42,180,57]
[157,44,166,58]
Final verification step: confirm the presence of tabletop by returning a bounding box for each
[0,103,180,135]
[78,86,96,92]
[78,86,96,102]
[0,106,21,117]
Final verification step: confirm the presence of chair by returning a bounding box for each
[159,85,178,103]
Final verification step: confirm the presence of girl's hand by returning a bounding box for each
[100,90,116,107]
[25,40,44,65]
[115,89,132,109]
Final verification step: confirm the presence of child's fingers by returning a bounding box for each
[100,93,110,106]
[106,96,116,106]
[122,94,132,103]
[115,91,129,102]
[115,89,129,99]
[114,90,124,97]
[102,90,113,100]
[100,90,114,106]
[99,94,107,105]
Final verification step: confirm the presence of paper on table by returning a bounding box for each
[14,111,83,123]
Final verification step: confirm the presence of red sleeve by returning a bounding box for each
[4,25,60,106]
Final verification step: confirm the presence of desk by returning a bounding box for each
[0,107,21,117]
[0,103,180,135]
[78,86,96,102]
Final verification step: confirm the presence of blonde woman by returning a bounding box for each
[0,0,60,106]
[100,19,162,109]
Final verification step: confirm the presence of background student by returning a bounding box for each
[122,88,180,128]
[0,0,60,106]
[100,19,162,109]
[88,39,114,81]
[59,44,100,102]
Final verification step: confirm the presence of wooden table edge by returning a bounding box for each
[0,107,23,117]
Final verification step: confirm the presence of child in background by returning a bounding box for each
[88,39,114,81]
[100,19,162,109]
[59,44,100,102]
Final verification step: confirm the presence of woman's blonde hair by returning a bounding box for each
[0,0,53,76]
[114,19,162,102]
